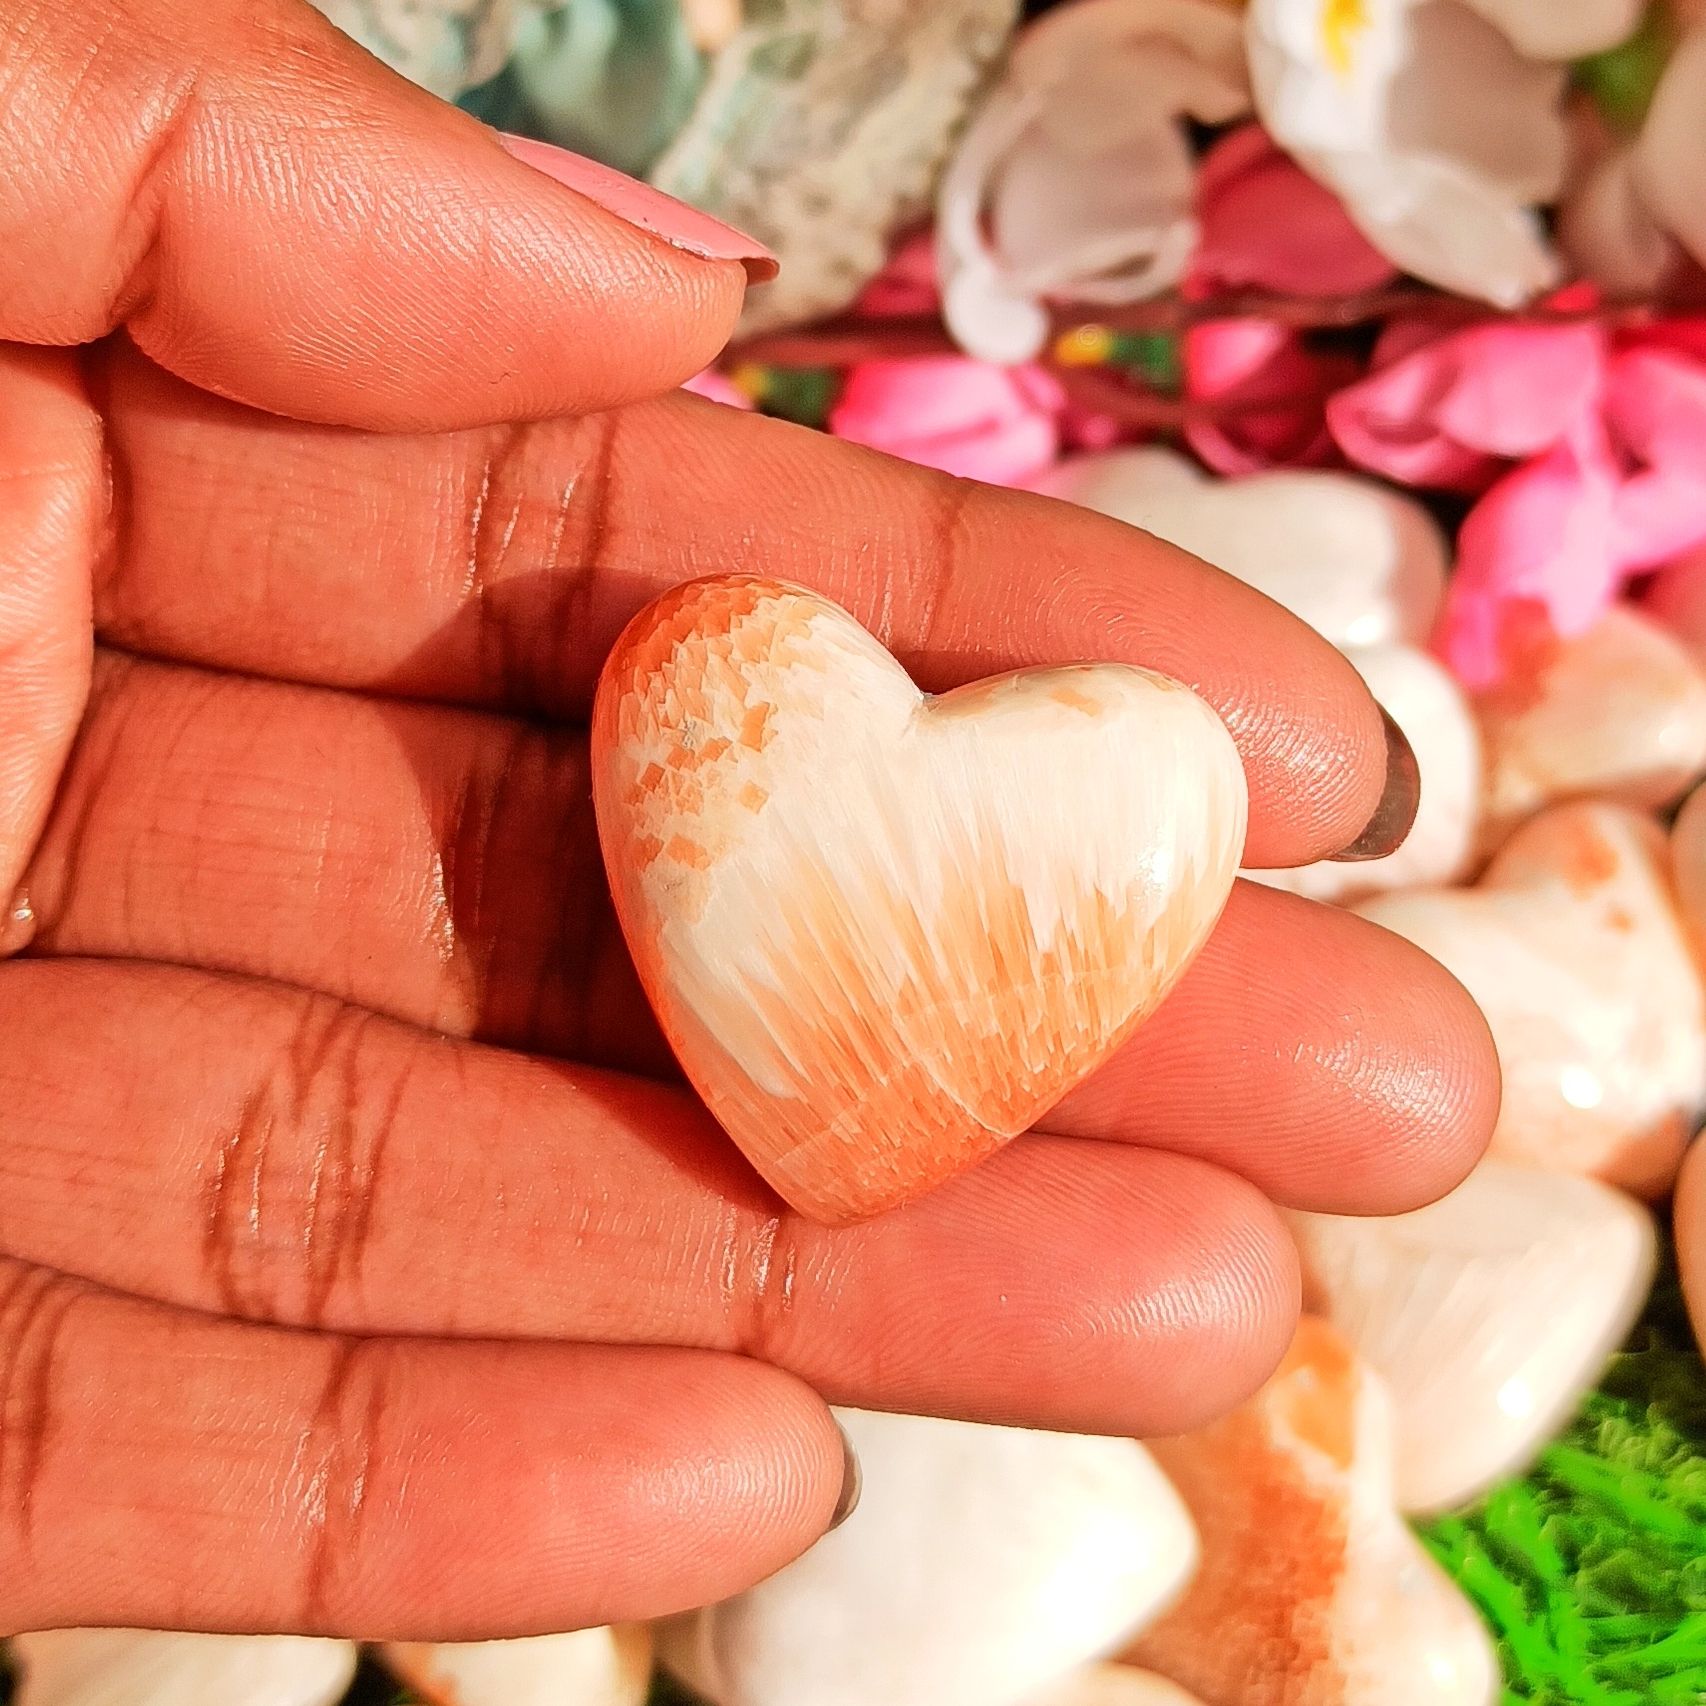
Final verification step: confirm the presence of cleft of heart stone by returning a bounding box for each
[590,575,1248,1223]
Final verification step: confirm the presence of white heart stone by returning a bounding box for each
[659,1408,1199,1706]
[10,1631,358,1706]
[1248,643,1481,905]
[1673,1135,1706,1363]
[1358,801,1706,1196]
[1667,780,1706,957]
[592,575,1246,1223]
[1031,448,1475,905]
[1030,449,1449,650]
[382,1628,651,1706]
[1291,1160,1656,1514]
[1473,605,1706,852]
[1128,1320,1498,1706]
[1023,1664,1209,1706]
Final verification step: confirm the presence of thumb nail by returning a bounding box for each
[496,134,778,281]
[1329,708,1421,863]
[828,1422,862,1531]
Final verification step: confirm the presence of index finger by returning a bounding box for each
[96,347,1391,866]
[1,0,760,429]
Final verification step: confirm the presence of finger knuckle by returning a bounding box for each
[203,993,410,1329]
[459,411,626,714]
[726,1212,804,1365]
[0,1263,86,1608]
[291,1337,400,1632]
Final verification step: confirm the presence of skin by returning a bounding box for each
[0,0,1499,1644]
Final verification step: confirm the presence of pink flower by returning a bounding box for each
[681,368,754,409]
[828,358,1065,486]
[1440,418,1623,687]
[1605,343,1706,572]
[1182,319,1358,476]
[1190,125,1397,298]
[1327,321,1606,492]
[855,230,939,317]
[1391,315,1706,687]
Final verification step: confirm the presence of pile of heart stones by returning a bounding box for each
[8,457,1706,1706]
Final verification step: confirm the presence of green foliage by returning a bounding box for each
[1419,1247,1706,1704]
[752,365,840,428]
[1574,3,1674,133]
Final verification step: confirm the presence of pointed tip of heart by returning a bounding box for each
[592,575,1247,1222]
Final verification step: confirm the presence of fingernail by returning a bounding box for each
[828,1422,862,1531]
[0,888,35,958]
[496,134,778,281]
[1330,708,1421,863]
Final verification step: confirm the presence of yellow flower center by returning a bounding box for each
[1053,325,1115,368]
[1320,0,1370,77]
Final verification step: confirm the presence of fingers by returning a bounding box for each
[1047,882,1500,1213]
[27,653,1493,1212]
[0,0,753,428]
[28,652,1492,1208]
[0,958,1297,1438]
[29,650,670,1072]
[0,349,99,928]
[0,1255,843,1638]
[92,348,1388,864]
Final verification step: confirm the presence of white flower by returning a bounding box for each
[1247,0,1643,307]
[1562,25,1706,293]
[937,0,1249,363]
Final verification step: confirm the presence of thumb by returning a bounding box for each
[0,0,772,431]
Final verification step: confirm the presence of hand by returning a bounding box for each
[0,0,1496,1643]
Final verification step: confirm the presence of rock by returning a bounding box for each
[1473,605,1706,851]
[1024,1664,1209,1705]
[652,0,1020,334]
[1358,801,1706,1195]
[1248,644,1480,904]
[1032,449,1475,905]
[659,1407,1199,1706]
[1128,1320,1499,1706]
[10,1630,357,1706]
[1674,1136,1706,1361]
[1030,449,1448,651]
[1291,1160,1656,1513]
[590,574,1245,1223]
[382,1627,651,1706]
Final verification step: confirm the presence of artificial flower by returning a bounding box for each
[1359,316,1706,685]
[1443,418,1625,685]
[855,230,941,317]
[1190,122,1398,296]
[828,358,1066,485]
[1326,319,1607,490]
[1182,318,1359,474]
[936,0,1249,363]
[1245,0,1641,307]
[1563,25,1706,295]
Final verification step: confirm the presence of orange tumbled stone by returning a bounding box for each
[590,574,1247,1223]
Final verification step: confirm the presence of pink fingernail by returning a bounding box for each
[497,134,778,281]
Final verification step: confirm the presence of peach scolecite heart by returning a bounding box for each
[590,575,1248,1223]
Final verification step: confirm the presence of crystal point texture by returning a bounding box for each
[591,575,1247,1222]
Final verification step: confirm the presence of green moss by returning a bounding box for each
[1418,1245,1706,1704]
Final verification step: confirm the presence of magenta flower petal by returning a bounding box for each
[829,357,1065,487]
[1437,419,1624,689]
[1192,124,1398,298]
